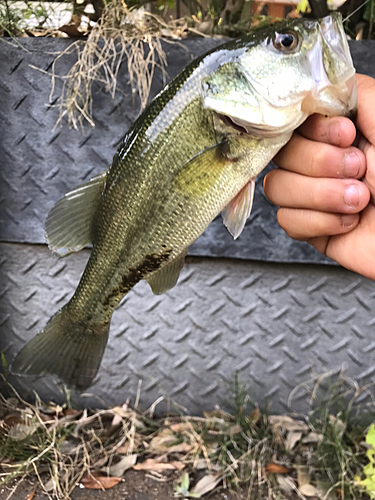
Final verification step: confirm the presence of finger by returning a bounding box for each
[297,114,356,147]
[356,74,375,145]
[326,204,375,279]
[357,134,375,203]
[273,136,365,179]
[276,208,359,241]
[264,170,370,213]
[305,235,331,256]
[355,75,375,204]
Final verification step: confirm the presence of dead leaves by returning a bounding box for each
[268,414,325,452]
[174,472,222,498]
[265,463,289,474]
[0,389,354,500]
[133,458,185,471]
[148,428,184,454]
[268,415,309,433]
[269,415,308,452]
[191,473,223,496]
[285,431,303,451]
[1,408,42,441]
[105,454,137,476]
[296,465,319,497]
[264,414,343,497]
[81,475,122,490]
[276,475,295,494]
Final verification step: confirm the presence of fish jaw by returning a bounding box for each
[300,13,357,118]
[202,13,357,139]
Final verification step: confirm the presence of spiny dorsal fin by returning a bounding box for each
[222,179,255,240]
[45,171,107,257]
[147,250,188,295]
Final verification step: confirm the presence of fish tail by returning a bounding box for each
[12,308,110,390]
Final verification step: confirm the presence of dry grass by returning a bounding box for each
[50,0,190,131]
[0,380,154,499]
[0,372,374,499]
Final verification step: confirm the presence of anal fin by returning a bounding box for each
[222,179,255,240]
[45,171,107,257]
[147,250,188,295]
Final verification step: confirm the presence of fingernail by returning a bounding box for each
[341,214,357,228]
[328,120,341,145]
[344,152,361,177]
[344,184,359,208]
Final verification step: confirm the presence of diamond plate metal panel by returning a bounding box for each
[1,242,374,413]
[1,38,375,412]
[1,39,374,263]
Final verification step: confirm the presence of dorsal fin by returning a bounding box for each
[147,250,188,295]
[45,172,107,257]
[222,179,255,240]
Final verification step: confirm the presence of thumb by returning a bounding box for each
[355,74,375,145]
[355,74,375,203]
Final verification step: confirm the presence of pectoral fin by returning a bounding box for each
[222,179,255,239]
[45,171,107,257]
[147,250,188,295]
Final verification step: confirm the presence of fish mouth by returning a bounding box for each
[301,73,357,118]
[216,113,302,138]
[301,13,357,118]
[218,114,249,134]
[319,13,355,85]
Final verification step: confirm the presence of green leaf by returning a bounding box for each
[181,472,190,491]
[360,424,375,496]
[366,424,375,448]
[1,352,8,375]
[297,0,311,13]
[363,463,375,476]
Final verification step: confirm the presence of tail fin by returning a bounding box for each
[12,309,110,390]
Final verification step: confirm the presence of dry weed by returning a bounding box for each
[51,0,187,131]
[1,372,373,499]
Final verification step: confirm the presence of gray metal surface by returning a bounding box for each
[1,38,374,263]
[1,242,375,413]
[1,38,375,412]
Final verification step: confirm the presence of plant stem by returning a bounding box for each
[369,0,374,39]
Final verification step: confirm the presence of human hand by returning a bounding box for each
[264,74,375,280]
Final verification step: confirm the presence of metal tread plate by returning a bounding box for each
[1,242,374,413]
[1,38,375,412]
[1,39,374,263]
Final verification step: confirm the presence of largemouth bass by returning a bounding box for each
[13,13,356,390]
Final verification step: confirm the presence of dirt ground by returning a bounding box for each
[1,470,245,500]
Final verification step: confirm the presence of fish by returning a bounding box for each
[12,13,356,390]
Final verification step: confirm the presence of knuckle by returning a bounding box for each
[312,115,328,139]
[309,147,326,176]
[308,180,325,209]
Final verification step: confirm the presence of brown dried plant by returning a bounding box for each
[51,0,185,131]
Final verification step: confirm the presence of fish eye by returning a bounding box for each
[273,31,299,52]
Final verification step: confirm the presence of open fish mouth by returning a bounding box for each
[218,114,249,134]
[299,13,357,117]
[216,112,304,138]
